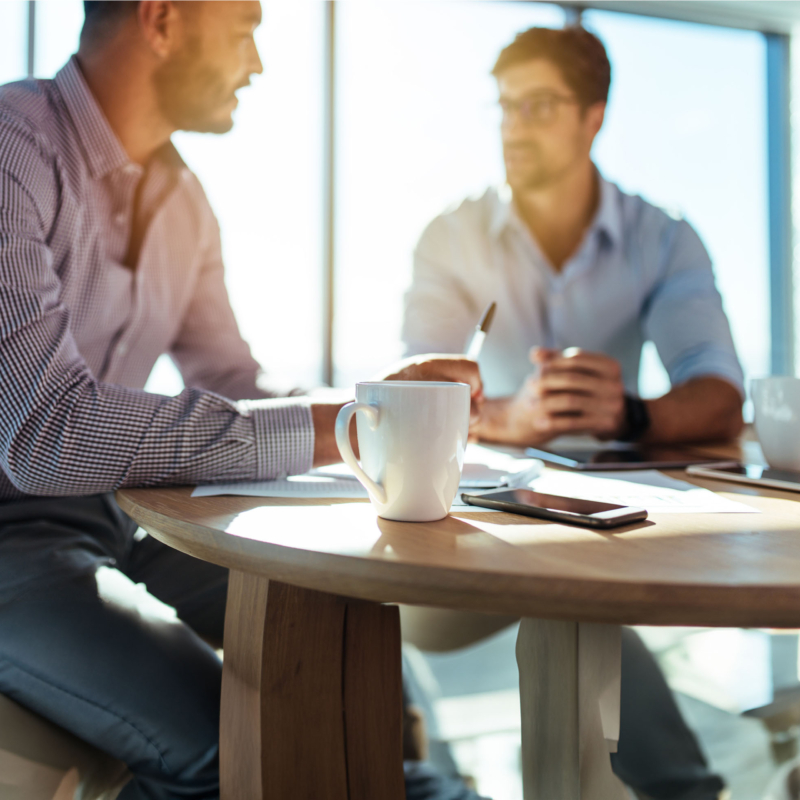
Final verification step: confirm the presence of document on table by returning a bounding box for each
[528,469,758,514]
[192,442,542,500]
[192,448,755,514]
[192,475,370,499]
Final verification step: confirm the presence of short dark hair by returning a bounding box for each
[492,26,611,107]
[81,1,139,46]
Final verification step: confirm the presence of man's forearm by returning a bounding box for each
[309,385,368,466]
[642,377,743,444]
[310,399,354,467]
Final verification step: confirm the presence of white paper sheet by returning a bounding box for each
[528,469,758,514]
[192,442,542,501]
[192,475,369,499]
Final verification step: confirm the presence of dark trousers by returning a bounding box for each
[0,495,722,800]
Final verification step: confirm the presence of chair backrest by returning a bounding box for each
[0,694,129,800]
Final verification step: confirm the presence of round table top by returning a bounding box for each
[117,462,800,628]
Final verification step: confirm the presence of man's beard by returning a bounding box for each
[154,37,237,134]
[503,144,551,191]
[504,144,578,192]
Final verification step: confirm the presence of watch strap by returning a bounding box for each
[620,394,651,442]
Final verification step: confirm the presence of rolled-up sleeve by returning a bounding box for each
[0,115,313,497]
[643,219,745,396]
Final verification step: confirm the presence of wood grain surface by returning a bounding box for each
[516,620,627,800]
[220,576,404,800]
[117,449,800,628]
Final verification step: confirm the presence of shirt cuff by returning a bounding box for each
[237,397,315,479]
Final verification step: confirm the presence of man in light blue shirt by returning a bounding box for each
[403,26,743,447]
[401,26,734,800]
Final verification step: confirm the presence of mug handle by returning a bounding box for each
[335,402,388,504]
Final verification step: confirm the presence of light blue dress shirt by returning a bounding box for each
[402,175,744,399]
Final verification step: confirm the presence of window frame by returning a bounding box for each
[21,0,795,384]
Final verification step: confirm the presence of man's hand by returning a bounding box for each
[375,354,484,424]
[476,347,625,446]
[311,354,484,466]
[529,347,626,440]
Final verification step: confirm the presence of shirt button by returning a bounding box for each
[117,343,128,356]
[114,213,125,225]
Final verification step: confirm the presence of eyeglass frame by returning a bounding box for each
[498,90,582,127]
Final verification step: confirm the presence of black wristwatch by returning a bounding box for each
[619,394,650,442]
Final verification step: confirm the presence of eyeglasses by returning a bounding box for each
[498,91,579,126]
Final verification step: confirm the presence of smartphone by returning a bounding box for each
[460,488,648,529]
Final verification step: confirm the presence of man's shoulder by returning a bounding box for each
[608,179,692,242]
[0,78,66,161]
[418,187,504,247]
[605,179,709,271]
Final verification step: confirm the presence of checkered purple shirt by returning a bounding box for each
[0,57,314,501]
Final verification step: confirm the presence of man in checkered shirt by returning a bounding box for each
[0,3,484,798]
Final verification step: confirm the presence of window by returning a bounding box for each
[333,1,565,388]
[173,2,325,391]
[34,0,84,78]
[0,1,27,85]
[584,10,771,398]
[0,1,788,400]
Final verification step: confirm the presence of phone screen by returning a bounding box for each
[481,489,625,517]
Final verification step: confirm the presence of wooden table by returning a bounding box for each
[117,453,800,800]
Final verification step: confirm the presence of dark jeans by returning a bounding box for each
[0,495,224,800]
[614,628,724,800]
[0,495,722,800]
[0,495,486,800]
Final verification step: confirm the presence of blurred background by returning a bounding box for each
[4,0,795,402]
[4,2,800,797]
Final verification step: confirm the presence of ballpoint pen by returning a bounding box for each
[465,301,497,361]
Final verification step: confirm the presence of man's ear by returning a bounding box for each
[585,101,606,141]
[138,0,183,59]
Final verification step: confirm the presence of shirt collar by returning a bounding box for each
[592,174,623,248]
[489,183,515,238]
[54,56,133,180]
[489,170,623,249]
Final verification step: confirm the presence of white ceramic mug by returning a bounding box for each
[335,381,470,522]
[752,377,800,470]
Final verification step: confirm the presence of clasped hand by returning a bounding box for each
[503,347,626,444]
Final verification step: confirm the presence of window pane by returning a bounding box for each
[334,2,565,388]
[0,1,27,84]
[34,0,84,78]
[584,11,770,398]
[173,1,324,390]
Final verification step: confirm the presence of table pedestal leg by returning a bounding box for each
[517,619,627,800]
[220,573,404,800]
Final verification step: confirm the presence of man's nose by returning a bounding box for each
[250,40,264,77]
[502,129,534,147]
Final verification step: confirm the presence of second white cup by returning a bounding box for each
[752,377,800,471]
[335,381,470,522]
